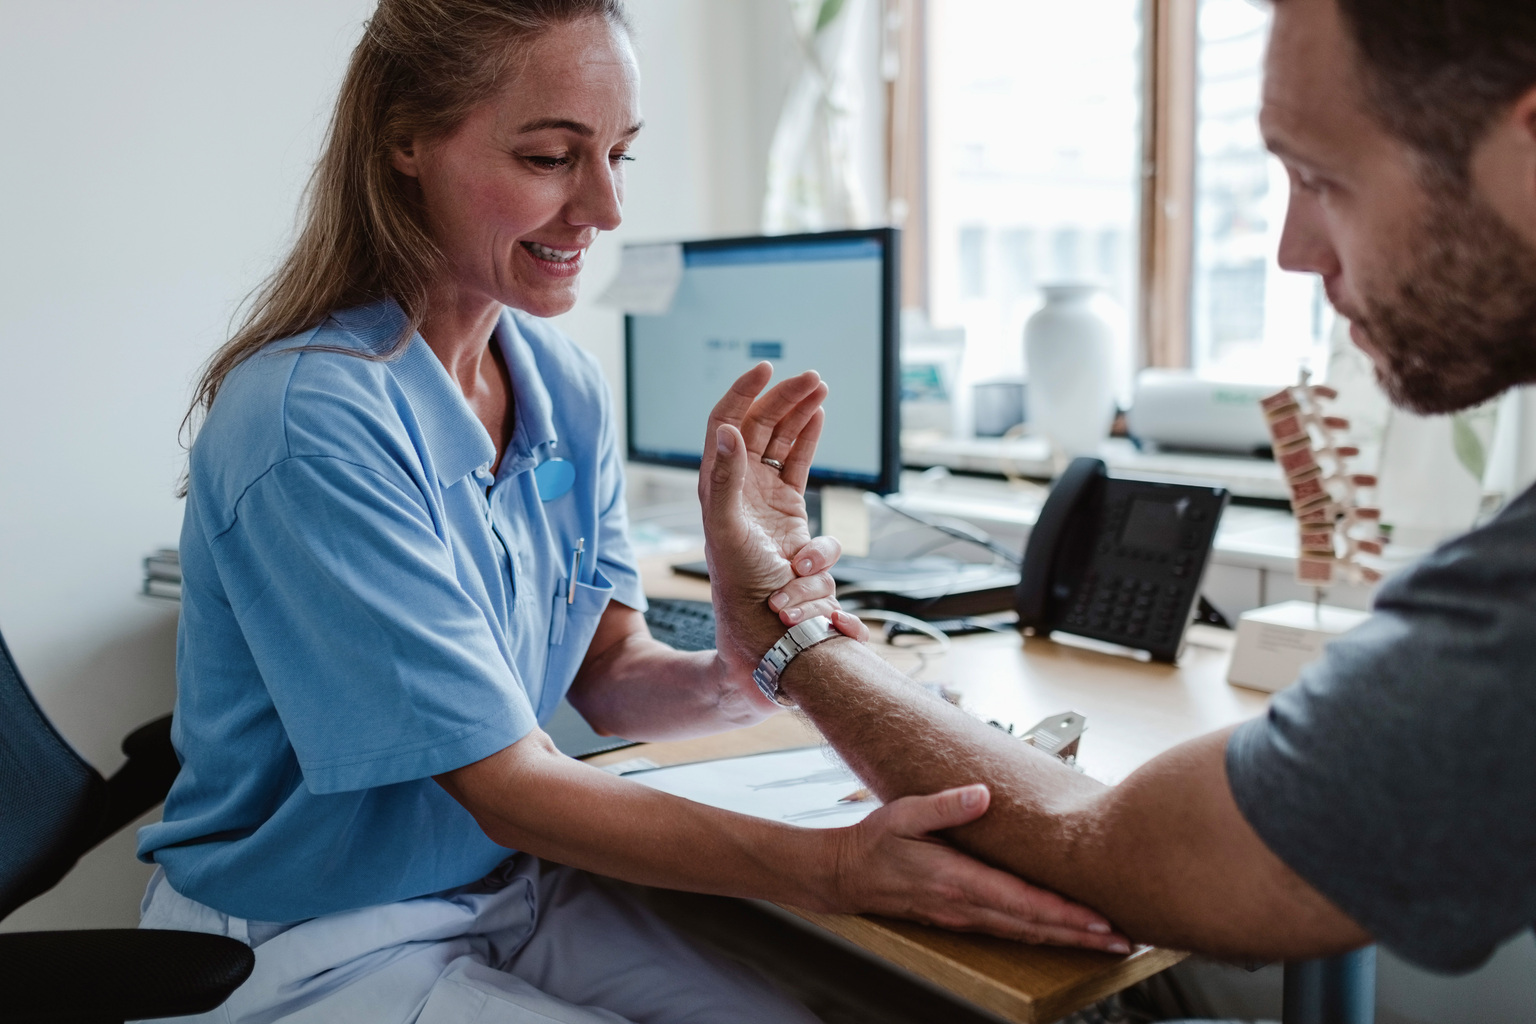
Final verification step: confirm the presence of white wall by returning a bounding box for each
[0,0,793,933]
[0,0,376,931]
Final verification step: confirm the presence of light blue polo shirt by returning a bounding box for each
[138,299,645,922]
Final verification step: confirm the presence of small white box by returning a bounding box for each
[1227,600,1371,693]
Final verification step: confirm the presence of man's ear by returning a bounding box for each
[390,140,422,178]
[1515,84,1536,181]
[1472,84,1536,247]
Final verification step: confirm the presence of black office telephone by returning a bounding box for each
[1015,457,1228,663]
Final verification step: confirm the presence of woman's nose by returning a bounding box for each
[567,161,623,232]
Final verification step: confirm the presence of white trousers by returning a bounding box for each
[136,857,820,1024]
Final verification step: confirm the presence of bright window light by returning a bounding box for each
[927,0,1143,398]
[1191,0,1330,382]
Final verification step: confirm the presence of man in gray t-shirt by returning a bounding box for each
[693,0,1536,973]
[1228,483,1536,971]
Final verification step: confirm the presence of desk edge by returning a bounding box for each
[780,906,1188,1023]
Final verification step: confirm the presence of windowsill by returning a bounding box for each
[624,460,1390,615]
[901,433,1289,502]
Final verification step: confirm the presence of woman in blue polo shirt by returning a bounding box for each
[136,2,1122,1021]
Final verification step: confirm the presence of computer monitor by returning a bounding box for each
[625,227,900,495]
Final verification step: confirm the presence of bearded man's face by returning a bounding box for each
[1352,183,1536,415]
[1262,0,1536,415]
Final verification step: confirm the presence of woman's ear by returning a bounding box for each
[390,140,422,178]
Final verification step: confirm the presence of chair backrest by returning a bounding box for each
[0,625,108,920]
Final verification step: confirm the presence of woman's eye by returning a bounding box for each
[611,153,636,164]
[524,155,570,169]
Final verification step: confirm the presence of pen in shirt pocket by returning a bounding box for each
[567,538,585,604]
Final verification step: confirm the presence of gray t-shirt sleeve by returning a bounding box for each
[1226,486,1536,974]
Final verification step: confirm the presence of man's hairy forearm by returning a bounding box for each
[778,636,1370,957]
[779,638,1108,890]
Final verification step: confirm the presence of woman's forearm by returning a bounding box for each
[436,731,837,909]
[567,605,776,741]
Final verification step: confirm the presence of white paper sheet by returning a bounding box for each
[623,746,880,829]
[595,242,684,315]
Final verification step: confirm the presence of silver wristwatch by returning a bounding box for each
[752,615,839,708]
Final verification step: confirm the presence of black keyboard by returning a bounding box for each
[643,597,717,652]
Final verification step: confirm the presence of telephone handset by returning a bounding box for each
[1015,457,1228,663]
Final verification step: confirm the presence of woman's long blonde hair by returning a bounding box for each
[182,0,630,455]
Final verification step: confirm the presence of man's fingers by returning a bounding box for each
[704,424,749,541]
[880,785,991,836]
[788,536,842,578]
[780,407,824,493]
[740,370,823,453]
[704,363,775,447]
[700,365,772,509]
[761,382,829,465]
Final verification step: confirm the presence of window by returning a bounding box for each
[901,0,1331,389]
[925,0,1143,392]
[1190,0,1328,381]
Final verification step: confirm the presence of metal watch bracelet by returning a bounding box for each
[752,615,839,708]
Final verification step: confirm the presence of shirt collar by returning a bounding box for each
[338,301,560,488]
[344,301,496,489]
[493,309,560,478]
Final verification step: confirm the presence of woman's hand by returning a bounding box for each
[813,784,1131,953]
[769,538,872,641]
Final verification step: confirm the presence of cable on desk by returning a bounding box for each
[848,608,951,680]
[873,494,1023,568]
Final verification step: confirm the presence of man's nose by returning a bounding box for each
[1276,189,1339,277]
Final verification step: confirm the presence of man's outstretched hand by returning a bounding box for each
[698,364,865,685]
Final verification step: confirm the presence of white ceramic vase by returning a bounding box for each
[1024,284,1117,460]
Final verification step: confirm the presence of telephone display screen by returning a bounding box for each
[1121,499,1183,550]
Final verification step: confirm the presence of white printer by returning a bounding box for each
[1125,369,1279,455]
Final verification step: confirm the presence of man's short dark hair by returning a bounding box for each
[1322,0,1536,183]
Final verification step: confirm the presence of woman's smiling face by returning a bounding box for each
[391,15,641,318]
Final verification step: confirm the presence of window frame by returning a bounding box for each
[889,0,1215,374]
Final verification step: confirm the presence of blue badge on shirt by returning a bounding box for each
[534,457,576,501]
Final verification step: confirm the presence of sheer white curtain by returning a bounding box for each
[761,0,879,233]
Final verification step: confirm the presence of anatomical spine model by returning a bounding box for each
[1260,371,1385,587]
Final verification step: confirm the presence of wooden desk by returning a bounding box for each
[596,555,1269,1023]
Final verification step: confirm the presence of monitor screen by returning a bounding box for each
[625,228,899,494]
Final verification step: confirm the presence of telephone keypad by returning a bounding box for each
[1072,572,1190,642]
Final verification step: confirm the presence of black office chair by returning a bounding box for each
[0,626,254,1023]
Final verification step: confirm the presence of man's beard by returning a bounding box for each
[1352,183,1536,416]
